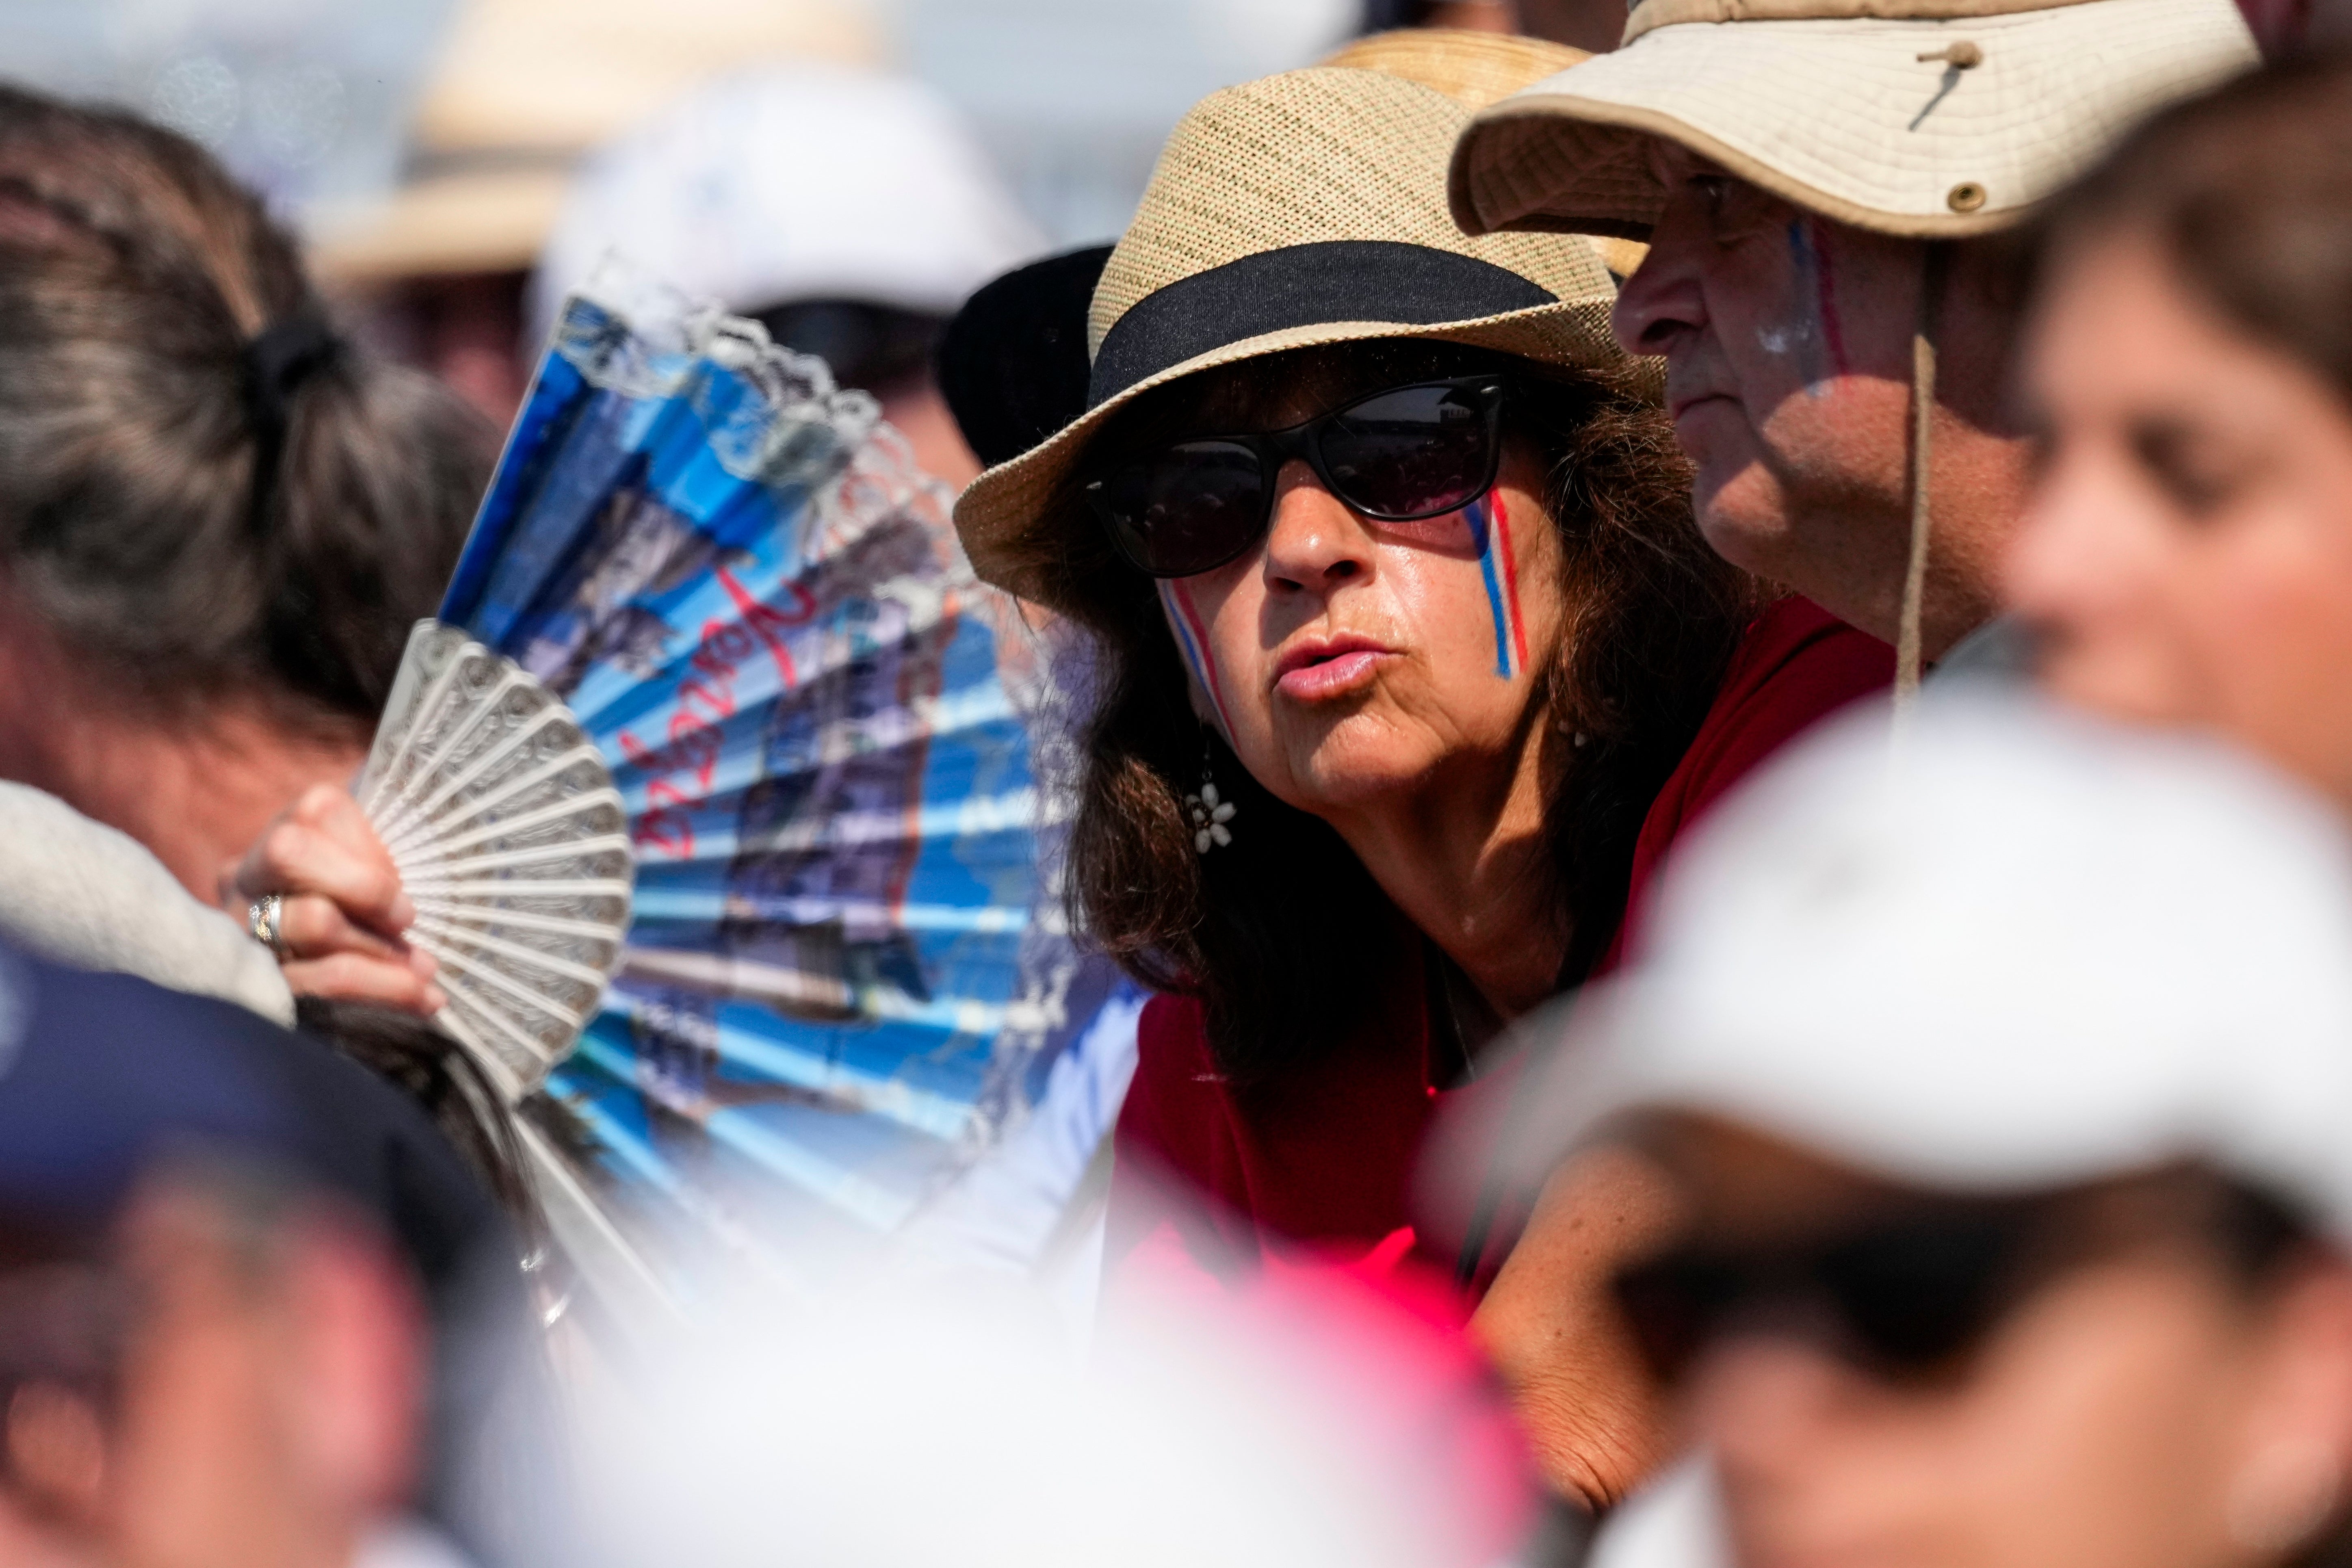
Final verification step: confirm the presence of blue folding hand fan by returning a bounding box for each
[356,265,1077,1289]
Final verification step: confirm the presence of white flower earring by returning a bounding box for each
[1186,738,1237,855]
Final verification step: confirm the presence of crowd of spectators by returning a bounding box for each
[0,1,2349,1564]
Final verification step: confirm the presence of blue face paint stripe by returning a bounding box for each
[1468,497,1517,679]
[1785,220,1830,397]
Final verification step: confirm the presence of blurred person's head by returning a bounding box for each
[313,0,883,428]
[0,951,541,1568]
[936,245,1115,476]
[0,1166,431,1568]
[1449,0,2257,662]
[2008,53,2352,810]
[574,1253,1555,1568]
[1357,0,1628,53]
[1513,695,2352,1568]
[531,65,1043,488]
[0,87,495,900]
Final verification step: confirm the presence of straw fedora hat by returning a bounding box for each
[310,0,879,281]
[953,65,1624,608]
[1446,0,2258,241]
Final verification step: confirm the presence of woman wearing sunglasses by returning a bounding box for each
[950,56,1891,1502]
[1540,701,2352,1568]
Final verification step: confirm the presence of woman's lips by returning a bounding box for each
[1273,637,1396,701]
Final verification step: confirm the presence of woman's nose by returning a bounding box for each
[1261,459,1374,594]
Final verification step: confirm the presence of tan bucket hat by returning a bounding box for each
[953,65,1624,608]
[1447,0,2259,241]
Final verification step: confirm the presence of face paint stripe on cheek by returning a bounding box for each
[1157,578,1236,737]
[1806,217,1854,380]
[1782,221,1828,395]
[1468,491,1527,680]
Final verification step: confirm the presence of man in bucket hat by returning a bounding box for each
[1440,0,2258,1513]
[1447,0,2257,691]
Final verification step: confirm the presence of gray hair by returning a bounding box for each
[0,84,494,728]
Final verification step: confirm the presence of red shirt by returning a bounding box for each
[1109,598,1894,1277]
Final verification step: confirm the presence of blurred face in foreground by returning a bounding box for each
[2010,231,2352,806]
[1618,1120,2352,1568]
[0,1176,426,1568]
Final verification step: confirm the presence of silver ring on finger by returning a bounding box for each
[247,893,289,958]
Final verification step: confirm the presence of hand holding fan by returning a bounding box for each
[359,262,1067,1297]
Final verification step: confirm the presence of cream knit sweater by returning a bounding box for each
[0,781,295,1024]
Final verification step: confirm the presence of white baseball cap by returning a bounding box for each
[1523,694,2352,1235]
[1447,0,2259,240]
[528,63,1046,350]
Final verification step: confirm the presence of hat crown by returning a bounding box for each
[1088,68,1611,359]
[1623,0,2103,43]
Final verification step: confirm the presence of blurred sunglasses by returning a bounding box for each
[1611,1205,2045,1387]
[1084,375,1509,578]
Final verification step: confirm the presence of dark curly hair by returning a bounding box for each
[1033,338,1753,1085]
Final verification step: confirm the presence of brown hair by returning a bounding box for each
[0,84,495,731]
[2032,49,2352,410]
[1047,339,1752,1084]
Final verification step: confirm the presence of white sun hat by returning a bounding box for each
[1448,0,2259,240]
[1516,692,2352,1237]
[527,63,1046,352]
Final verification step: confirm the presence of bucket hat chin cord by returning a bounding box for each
[1896,240,1950,719]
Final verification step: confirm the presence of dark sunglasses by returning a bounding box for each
[1611,1205,2045,1387]
[1083,375,1509,579]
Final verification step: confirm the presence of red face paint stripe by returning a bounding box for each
[1488,487,1531,674]
[1159,579,1234,737]
[1809,218,1854,380]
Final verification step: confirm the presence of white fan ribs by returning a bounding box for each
[357,622,636,1097]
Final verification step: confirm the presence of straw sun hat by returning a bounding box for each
[951,63,1627,609]
[310,0,879,281]
[1447,0,2259,241]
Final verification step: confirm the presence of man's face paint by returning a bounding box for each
[1158,576,1236,736]
[1763,219,1852,398]
[1466,489,1528,680]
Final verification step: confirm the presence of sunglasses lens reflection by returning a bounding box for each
[1091,378,1506,578]
[1100,440,1266,576]
[1319,383,1498,521]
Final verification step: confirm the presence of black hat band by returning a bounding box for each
[1087,239,1558,410]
